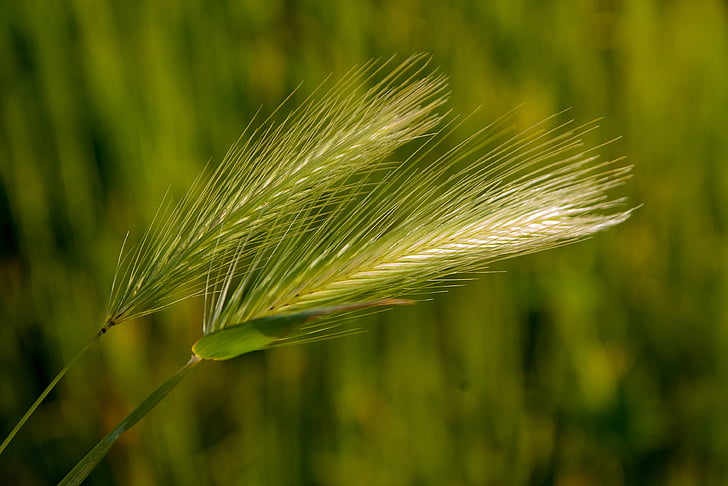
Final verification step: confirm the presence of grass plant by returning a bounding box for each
[2,56,633,484]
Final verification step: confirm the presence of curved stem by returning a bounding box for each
[58,355,202,486]
[0,332,102,455]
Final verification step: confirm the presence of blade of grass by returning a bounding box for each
[0,332,101,455]
[58,355,202,486]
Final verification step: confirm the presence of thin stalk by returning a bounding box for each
[58,355,202,486]
[0,332,102,455]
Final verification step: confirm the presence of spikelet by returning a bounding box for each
[202,105,633,341]
[105,55,447,326]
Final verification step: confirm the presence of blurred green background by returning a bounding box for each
[1,0,726,484]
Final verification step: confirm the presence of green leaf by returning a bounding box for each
[193,299,411,360]
[59,356,201,486]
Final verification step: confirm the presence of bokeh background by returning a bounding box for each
[1,0,727,484]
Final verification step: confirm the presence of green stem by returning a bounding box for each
[58,355,202,486]
[0,332,101,455]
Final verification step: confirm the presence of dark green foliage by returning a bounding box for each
[1,1,726,485]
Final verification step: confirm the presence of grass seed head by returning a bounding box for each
[105,55,447,326]
[199,62,634,346]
